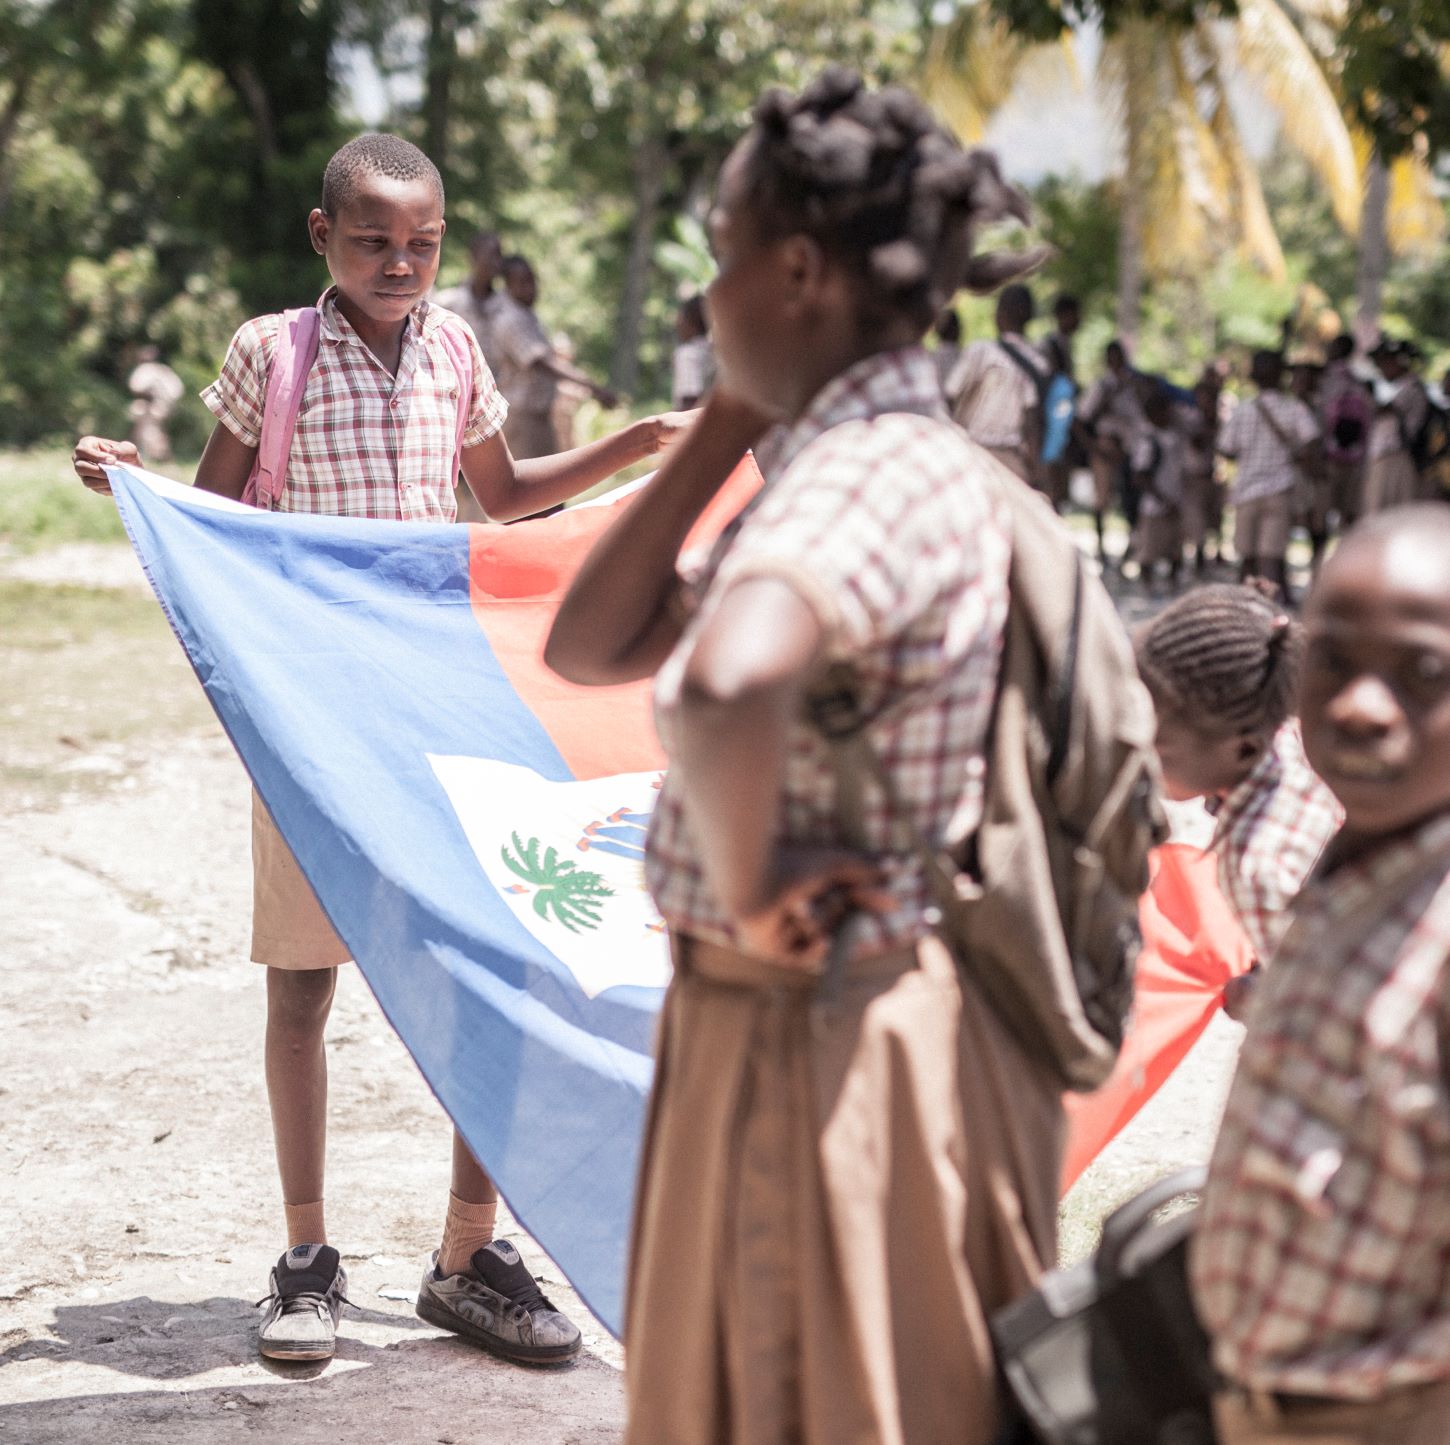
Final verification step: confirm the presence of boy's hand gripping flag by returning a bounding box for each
[106,463,1250,1337]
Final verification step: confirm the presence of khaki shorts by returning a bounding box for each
[1233,490,1293,563]
[250,790,351,970]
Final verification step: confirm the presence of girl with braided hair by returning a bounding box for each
[1136,584,1343,990]
[548,68,1056,1444]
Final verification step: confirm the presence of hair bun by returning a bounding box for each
[741,68,1047,327]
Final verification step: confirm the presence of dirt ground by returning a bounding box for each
[0,540,1239,1443]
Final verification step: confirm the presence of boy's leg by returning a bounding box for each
[257,963,349,1362]
[438,1130,499,1275]
[416,1129,583,1364]
[265,965,337,1239]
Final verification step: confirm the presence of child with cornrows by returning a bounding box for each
[72,133,690,1366]
[548,68,1060,1444]
[1136,584,1343,991]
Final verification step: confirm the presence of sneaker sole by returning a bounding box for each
[415,1294,581,1366]
[258,1338,336,1362]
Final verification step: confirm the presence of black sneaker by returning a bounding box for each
[415,1238,582,1365]
[256,1244,348,1361]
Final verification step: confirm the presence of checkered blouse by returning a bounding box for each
[1220,392,1319,505]
[1192,812,1450,1400]
[202,289,507,521]
[646,347,1012,955]
[1210,721,1344,963]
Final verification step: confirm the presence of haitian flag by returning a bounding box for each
[107,461,1251,1340]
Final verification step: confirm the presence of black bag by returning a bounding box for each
[991,1169,1218,1445]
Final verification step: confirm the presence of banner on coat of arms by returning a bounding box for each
[107,461,1250,1339]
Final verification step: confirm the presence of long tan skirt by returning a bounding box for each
[1362,450,1419,514]
[624,932,1064,1445]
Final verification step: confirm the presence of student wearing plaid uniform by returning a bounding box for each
[1137,585,1342,1017]
[1208,720,1345,965]
[73,133,690,1367]
[491,254,616,462]
[433,228,505,362]
[1219,350,1319,599]
[946,281,1048,483]
[1192,505,1450,1442]
[547,70,1063,1445]
[434,228,506,522]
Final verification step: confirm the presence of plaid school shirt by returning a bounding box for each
[201,288,507,521]
[488,294,557,418]
[1209,721,1344,963]
[646,346,1011,955]
[1220,391,1319,505]
[946,333,1046,451]
[1191,812,1450,1400]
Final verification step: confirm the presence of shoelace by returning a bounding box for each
[496,1276,553,1318]
[255,1283,354,1314]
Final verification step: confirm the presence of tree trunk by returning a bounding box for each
[1115,51,1145,346]
[1115,181,1143,346]
[0,69,34,236]
[424,0,457,185]
[226,60,279,166]
[1354,151,1389,350]
[610,135,668,396]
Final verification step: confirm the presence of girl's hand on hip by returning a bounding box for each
[732,849,894,973]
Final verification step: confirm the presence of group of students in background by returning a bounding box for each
[65,64,1450,1445]
[943,286,1450,602]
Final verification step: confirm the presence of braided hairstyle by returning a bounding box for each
[322,134,444,216]
[741,67,1050,332]
[1136,583,1303,739]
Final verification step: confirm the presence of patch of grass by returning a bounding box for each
[0,448,192,553]
[0,579,218,812]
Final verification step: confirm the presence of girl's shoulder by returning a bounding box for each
[776,410,1002,537]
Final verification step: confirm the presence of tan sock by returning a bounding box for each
[437,1192,498,1276]
[284,1199,327,1248]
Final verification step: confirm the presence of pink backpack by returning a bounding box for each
[242,296,476,510]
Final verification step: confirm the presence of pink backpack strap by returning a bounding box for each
[435,318,476,483]
[242,306,323,510]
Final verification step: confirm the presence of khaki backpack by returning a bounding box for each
[809,468,1166,1092]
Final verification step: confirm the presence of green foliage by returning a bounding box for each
[984,0,1236,44]
[1338,0,1450,160]
[1031,177,1120,315]
[0,0,1442,455]
[0,449,128,550]
[983,0,1448,160]
[655,214,715,301]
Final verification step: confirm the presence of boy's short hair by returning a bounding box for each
[321,134,444,216]
[997,283,1034,331]
[1251,349,1284,388]
[1144,388,1172,424]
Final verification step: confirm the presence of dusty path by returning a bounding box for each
[0,542,1237,1443]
